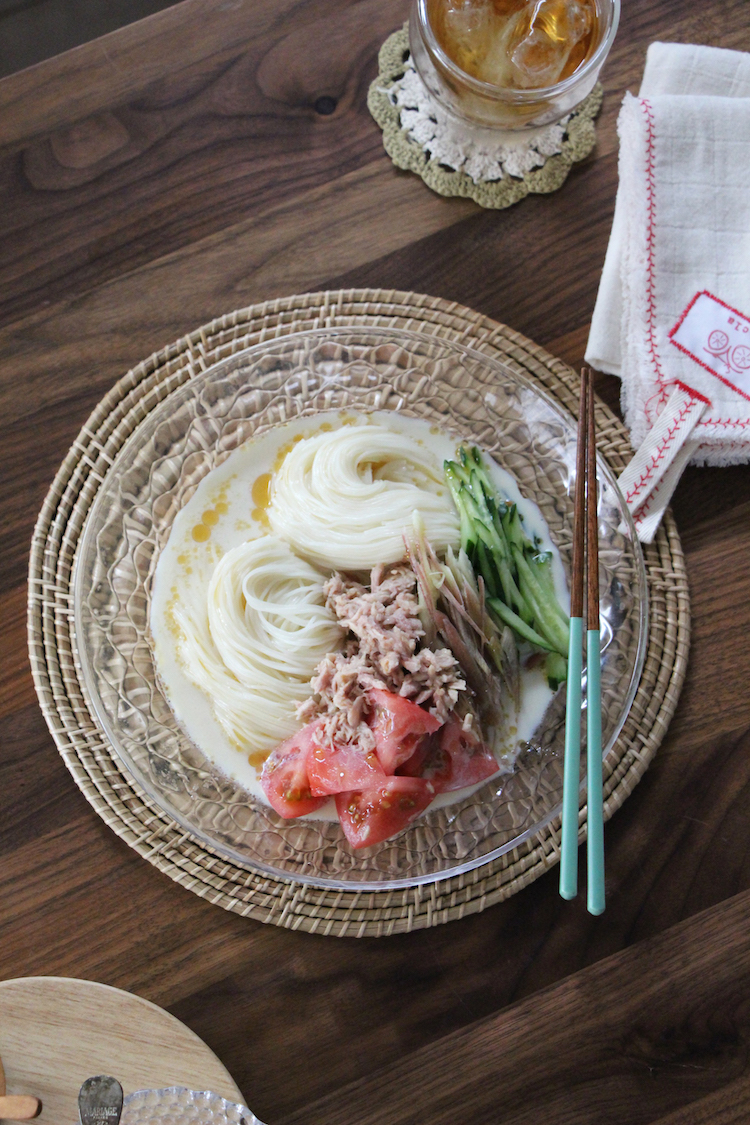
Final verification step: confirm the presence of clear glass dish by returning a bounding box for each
[121,1087,262,1125]
[72,327,647,890]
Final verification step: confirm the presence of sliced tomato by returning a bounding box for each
[260,723,327,818]
[307,739,386,796]
[369,689,442,774]
[398,732,452,790]
[335,775,436,849]
[438,720,499,791]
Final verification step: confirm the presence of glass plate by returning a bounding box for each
[72,327,647,890]
[121,1088,262,1125]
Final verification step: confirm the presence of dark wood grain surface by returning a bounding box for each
[0,0,177,80]
[1,2,750,1123]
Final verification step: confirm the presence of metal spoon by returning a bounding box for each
[78,1076,123,1125]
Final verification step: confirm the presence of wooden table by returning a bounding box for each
[2,2,750,1123]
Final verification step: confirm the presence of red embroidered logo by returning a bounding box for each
[669,291,750,403]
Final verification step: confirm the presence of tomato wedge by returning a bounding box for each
[260,723,327,818]
[399,722,499,792]
[438,720,499,791]
[369,689,442,774]
[398,731,452,788]
[335,776,436,849]
[307,739,386,796]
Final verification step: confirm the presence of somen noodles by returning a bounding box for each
[171,535,341,754]
[267,422,460,569]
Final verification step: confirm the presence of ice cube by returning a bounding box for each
[438,0,496,77]
[473,5,524,87]
[508,0,593,88]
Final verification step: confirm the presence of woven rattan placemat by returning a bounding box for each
[28,289,689,937]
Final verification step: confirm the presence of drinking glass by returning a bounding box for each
[409,0,620,133]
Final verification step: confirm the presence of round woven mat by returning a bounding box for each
[28,289,689,937]
[367,26,603,209]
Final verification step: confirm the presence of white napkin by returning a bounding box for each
[585,43,750,540]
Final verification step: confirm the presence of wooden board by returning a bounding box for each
[0,977,246,1122]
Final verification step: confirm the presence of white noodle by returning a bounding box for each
[267,422,460,569]
[173,536,342,754]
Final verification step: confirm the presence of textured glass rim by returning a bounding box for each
[414,0,620,106]
[122,1087,261,1125]
[73,326,648,891]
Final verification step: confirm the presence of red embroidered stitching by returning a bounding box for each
[624,398,696,503]
[635,487,658,523]
[640,104,738,433]
[701,417,750,428]
[640,98,670,413]
[674,380,711,405]
[668,290,704,337]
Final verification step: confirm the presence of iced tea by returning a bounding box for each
[427,0,599,90]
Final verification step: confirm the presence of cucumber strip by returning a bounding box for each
[477,540,499,598]
[488,597,555,652]
[528,549,570,625]
[445,445,571,664]
[512,545,570,655]
[545,651,568,690]
[497,555,533,624]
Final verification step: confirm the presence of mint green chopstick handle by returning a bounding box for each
[586,628,605,915]
[560,615,583,900]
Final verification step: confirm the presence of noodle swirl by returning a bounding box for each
[267,422,460,569]
[173,536,342,754]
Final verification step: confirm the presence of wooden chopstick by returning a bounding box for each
[559,367,605,914]
[585,370,605,915]
[560,368,588,901]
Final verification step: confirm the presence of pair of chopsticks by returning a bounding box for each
[560,367,605,915]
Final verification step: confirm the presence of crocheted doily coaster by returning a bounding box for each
[368,25,603,209]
